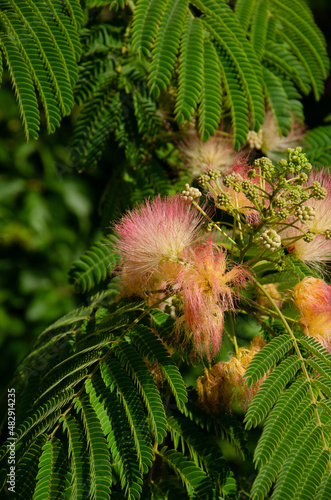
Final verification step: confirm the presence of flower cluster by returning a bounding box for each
[113,195,250,360]
[175,239,251,359]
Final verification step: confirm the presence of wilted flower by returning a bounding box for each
[256,283,284,310]
[294,277,331,342]
[113,194,204,296]
[175,239,251,360]
[196,335,266,413]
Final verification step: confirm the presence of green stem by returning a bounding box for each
[191,200,239,247]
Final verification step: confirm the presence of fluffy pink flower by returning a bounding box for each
[175,239,251,359]
[281,169,331,266]
[113,194,204,295]
[294,277,331,342]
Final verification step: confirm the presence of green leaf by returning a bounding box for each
[250,0,268,60]
[148,0,189,98]
[262,66,292,135]
[62,414,90,500]
[131,324,188,411]
[114,341,168,443]
[131,0,168,57]
[159,447,216,498]
[33,438,67,500]
[175,15,204,124]
[198,37,222,141]
[245,356,301,428]
[244,335,293,385]
[75,395,112,500]
[69,235,120,293]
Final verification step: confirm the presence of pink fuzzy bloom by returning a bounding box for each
[175,239,251,360]
[294,277,331,342]
[281,169,331,266]
[113,194,204,295]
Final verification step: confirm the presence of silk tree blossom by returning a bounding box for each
[175,239,251,360]
[247,110,305,161]
[281,169,331,266]
[178,129,238,179]
[113,194,205,296]
[294,277,331,344]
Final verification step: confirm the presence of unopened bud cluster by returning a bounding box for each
[295,206,315,222]
[247,129,263,150]
[259,230,281,250]
[311,181,327,200]
[181,184,201,202]
[278,147,312,175]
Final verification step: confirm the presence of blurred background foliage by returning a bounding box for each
[0,0,331,398]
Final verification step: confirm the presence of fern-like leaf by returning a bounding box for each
[250,0,268,60]
[245,356,301,428]
[69,235,120,293]
[175,15,203,124]
[148,0,188,99]
[263,66,292,135]
[100,357,154,473]
[0,0,83,138]
[158,447,216,498]
[114,341,168,443]
[198,37,222,141]
[131,324,188,411]
[62,414,90,500]
[131,0,168,57]
[244,334,293,385]
[33,438,68,500]
[75,395,112,500]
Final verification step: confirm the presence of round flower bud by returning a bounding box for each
[259,229,282,250]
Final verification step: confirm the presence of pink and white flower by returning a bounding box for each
[113,194,204,295]
[178,129,238,179]
[281,169,331,266]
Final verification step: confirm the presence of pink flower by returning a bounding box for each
[113,194,204,296]
[175,239,251,359]
[294,277,331,342]
[281,169,331,266]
